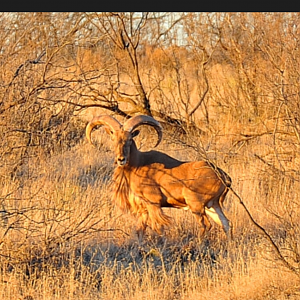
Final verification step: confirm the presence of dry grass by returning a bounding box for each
[1,128,300,300]
[1,12,300,300]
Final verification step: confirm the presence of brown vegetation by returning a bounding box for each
[1,12,300,299]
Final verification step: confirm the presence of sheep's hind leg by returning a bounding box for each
[191,211,212,237]
[185,193,211,237]
[205,205,231,239]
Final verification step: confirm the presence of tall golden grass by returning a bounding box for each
[1,126,300,300]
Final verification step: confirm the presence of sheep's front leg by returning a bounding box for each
[136,211,148,242]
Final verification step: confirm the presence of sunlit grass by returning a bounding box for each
[0,129,300,300]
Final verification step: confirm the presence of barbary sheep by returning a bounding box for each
[86,114,232,238]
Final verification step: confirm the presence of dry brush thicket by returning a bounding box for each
[1,12,300,299]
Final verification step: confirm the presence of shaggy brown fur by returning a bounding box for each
[86,115,232,238]
[112,166,172,234]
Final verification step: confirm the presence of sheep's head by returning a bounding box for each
[86,115,162,167]
[112,129,139,166]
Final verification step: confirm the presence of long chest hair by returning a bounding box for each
[112,166,171,232]
[112,167,131,212]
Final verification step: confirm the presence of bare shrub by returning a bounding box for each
[1,12,300,300]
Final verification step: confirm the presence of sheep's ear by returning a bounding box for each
[104,127,114,136]
[132,130,140,138]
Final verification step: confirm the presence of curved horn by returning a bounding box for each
[123,115,163,147]
[86,115,121,145]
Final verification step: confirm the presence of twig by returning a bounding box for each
[229,186,300,275]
